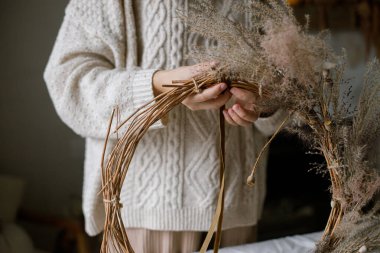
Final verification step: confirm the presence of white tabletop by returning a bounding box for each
[202,231,323,253]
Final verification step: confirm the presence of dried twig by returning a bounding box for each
[100,73,266,253]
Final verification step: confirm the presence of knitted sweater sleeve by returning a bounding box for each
[254,109,289,137]
[44,0,164,139]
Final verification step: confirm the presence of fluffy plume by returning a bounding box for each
[183,0,380,252]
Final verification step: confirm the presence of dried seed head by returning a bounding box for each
[358,245,367,253]
[324,120,332,131]
[247,174,256,187]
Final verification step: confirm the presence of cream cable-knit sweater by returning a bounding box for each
[44,0,286,236]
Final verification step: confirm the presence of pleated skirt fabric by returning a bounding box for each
[123,225,257,253]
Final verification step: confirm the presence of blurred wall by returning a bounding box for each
[0,0,84,217]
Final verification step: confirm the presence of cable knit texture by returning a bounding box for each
[44,0,286,236]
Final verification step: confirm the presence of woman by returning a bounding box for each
[44,0,285,252]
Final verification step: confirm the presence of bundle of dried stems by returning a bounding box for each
[100,72,270,253]
[100,0,380,252]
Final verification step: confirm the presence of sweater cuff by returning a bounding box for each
[84,211,105,236]
[254,109,288,137]
[130,69,166,129]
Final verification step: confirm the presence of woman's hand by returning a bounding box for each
[153,62,231,111]
[223,87,260,127]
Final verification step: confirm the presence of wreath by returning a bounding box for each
[100,1,380,252]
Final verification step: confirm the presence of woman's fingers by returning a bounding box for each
[223,109,237,126]
[242,103,257,111]
[223,104,259,127]
[190,83,228,103]
[232,104,259,122]
[200,90,231,109]
[230,87,257,104]
[223,87,260,127]
[226,107,252,127]
[185,90,231,110]
[196,83,228,102]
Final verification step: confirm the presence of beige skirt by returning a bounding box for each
[124,226,257,253]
